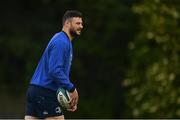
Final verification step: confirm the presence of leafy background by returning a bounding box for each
[0,0,179,118]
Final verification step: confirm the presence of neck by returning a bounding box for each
[62,28,73,41]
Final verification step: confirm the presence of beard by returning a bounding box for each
[69,28,81,38]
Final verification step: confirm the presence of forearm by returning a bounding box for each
[48,67,75,92]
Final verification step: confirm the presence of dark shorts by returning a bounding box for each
[25,85,63,119]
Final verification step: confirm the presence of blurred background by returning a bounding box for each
[0,0,180,118]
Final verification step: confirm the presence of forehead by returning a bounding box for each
[71,17,83,23]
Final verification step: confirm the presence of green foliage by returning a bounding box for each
[0,0,136,118]
[123,0,180,118]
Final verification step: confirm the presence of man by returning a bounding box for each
[25,10,83,120]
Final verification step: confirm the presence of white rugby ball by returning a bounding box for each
[57,88,71,109]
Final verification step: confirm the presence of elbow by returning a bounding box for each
[48,69,55,77]
[48,66,64,77]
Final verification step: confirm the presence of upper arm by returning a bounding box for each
[48,40,67,71]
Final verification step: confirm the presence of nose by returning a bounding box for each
[80,24,83,29]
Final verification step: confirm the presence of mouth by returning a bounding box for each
[77,30,82,34]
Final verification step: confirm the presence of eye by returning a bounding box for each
[76,22,83,25]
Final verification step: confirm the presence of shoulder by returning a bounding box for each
[49,32,68,47]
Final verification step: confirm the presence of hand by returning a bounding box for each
[69,88,78,109]
[67,105,77,112]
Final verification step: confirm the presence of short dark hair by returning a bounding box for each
[62,10,82,25]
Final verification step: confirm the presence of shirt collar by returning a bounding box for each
[61,31,70,40]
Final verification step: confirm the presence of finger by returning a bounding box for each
[74,98,78,106]
[73,97,78,106]
[67,105,77,112]
[69,98,75,107]
[72,99,76,107]
[72,105,77,111]
[67,108,74,112]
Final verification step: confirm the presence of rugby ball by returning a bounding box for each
[57,88,71,109]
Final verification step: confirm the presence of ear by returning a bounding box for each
[64,20,71,27]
